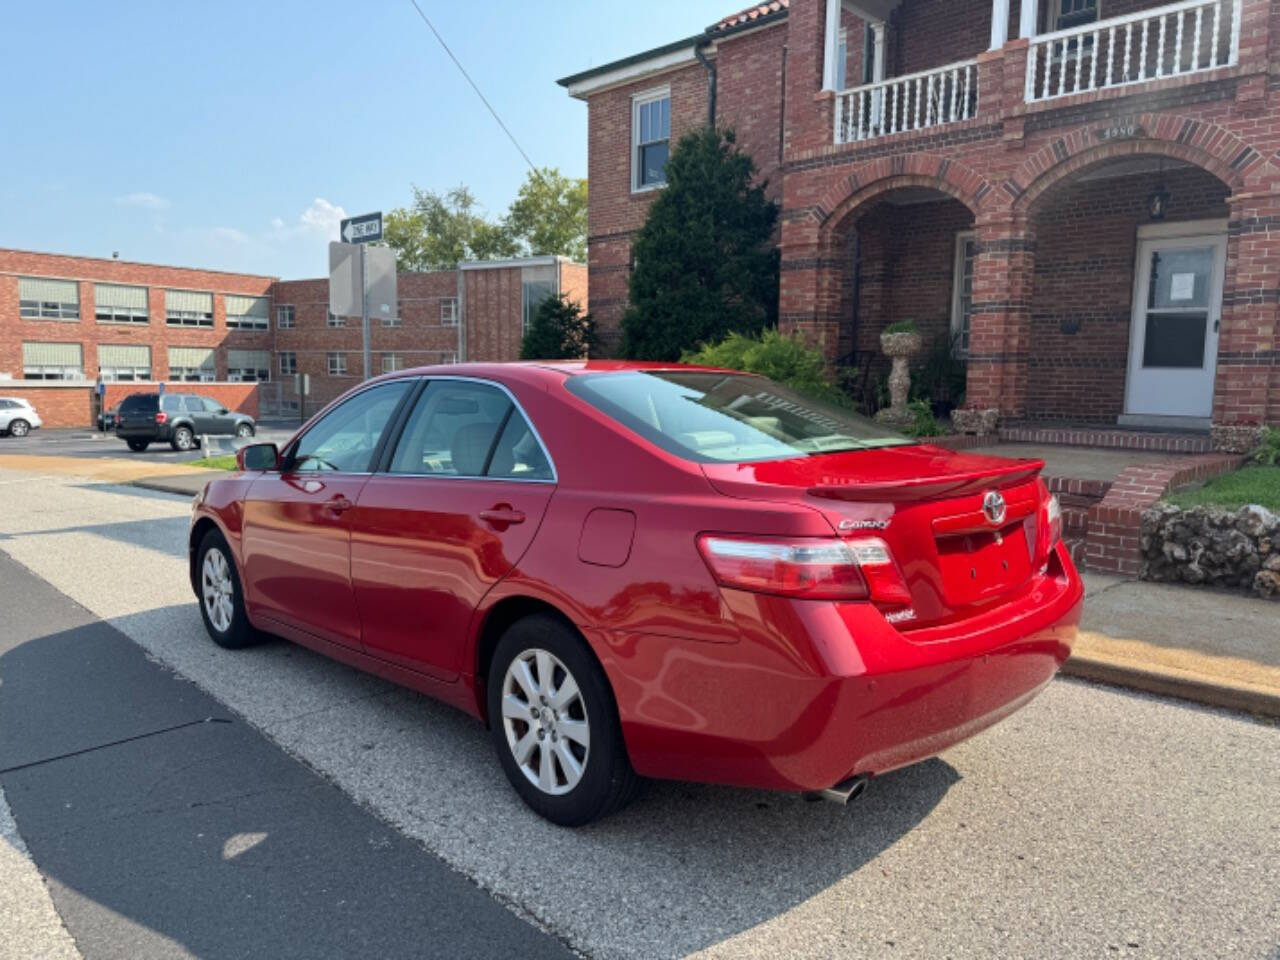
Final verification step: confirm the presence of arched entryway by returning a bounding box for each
[1019,152,1233,427]
[820,179,978,415]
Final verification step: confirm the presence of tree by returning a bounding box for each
[621,127,779,361]
[504,167,588,261]
[383,185,518,271]
[520,293,597,360]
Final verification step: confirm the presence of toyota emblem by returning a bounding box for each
[982,490,1007,525]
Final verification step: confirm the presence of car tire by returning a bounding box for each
[487,614,640,826]
[171,426,195,451]
[8,419,30,438]
[127,439,149,452]
[236,423,254,439]
[196,529,263,650]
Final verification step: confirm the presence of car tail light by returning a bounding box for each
[155,411,168,424]
[696,534,913,605]
[1044,493,1062,551]
[1025,487,1062,569]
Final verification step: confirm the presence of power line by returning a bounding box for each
[406,0,538,175]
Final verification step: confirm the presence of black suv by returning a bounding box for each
[115,392,256,452]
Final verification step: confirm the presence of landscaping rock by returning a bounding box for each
[1211,423,1267,454]
[951,407,1000,436]
[1142,502,1280,600]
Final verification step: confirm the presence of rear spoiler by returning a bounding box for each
[807,459,1044,503]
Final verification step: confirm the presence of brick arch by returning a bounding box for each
[1008,115,1270,219]
[816,155,993,241]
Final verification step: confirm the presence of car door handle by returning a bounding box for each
[326,495,354,513]
[479,506,526,527]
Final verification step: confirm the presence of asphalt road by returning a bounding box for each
[0,424,299,463]
[0,468,1277,959]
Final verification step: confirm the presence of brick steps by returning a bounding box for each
[998,425,1212,454]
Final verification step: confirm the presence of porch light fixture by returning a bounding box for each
[1148,161,1170,220]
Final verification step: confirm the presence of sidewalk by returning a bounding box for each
[1069,573,1280,718]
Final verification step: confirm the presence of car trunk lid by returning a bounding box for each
[701,444,1046,628]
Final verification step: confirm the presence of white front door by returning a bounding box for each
[1125,226,1226,420]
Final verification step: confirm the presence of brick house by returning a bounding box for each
[559,0,1280,445]
[0,249,585,426]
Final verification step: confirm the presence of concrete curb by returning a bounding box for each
[129,472,224,497]
[1062,655,1280,720]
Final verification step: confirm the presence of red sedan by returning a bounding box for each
[189,362,1081,825]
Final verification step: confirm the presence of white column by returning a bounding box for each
[823,0,843,91]
[990,0,1011,49]
[1019,0,1038,38]
[871,22,887,82]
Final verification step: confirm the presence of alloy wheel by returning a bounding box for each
[175,429,193,450]
[236,423,253,438]
[201,548,235,634]
[501,648,590,796]
[9,420,29,437]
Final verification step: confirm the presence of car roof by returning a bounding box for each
[370,360,742,390]
[0,397,33,403]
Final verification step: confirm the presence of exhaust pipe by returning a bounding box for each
[816,774,870,805]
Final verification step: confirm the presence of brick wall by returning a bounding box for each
[464,268,524,363]
[0,384,94,429]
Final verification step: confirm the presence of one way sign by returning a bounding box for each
[340,211,382,244]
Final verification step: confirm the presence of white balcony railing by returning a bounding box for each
[1026,0,1241,103]
[834,59,978,144]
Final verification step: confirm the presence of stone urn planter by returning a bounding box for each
[874,328,923,427]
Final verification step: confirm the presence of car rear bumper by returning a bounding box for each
[591,542,1083,793]
[116,426,169,441]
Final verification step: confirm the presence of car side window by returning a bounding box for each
[388,381,514,476]
[161,395,182,413]
[487,410,554,480]
[200,397,223,413]
[289,380,412,473]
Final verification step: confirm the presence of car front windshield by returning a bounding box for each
[567,370,913,463]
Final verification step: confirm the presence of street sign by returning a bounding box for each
[328,238,398,382]
[363,245,397,322]
[329,242,362,318]
[340,211,382,244]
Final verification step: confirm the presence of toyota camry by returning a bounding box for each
[189,362,1081,825]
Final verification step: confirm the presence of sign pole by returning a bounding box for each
[360,243,371,381]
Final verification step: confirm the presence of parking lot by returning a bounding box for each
[0,422,299,463]
[1,464,1277,959]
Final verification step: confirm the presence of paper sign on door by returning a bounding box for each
[1170,273,1196,301]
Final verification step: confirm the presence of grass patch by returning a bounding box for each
[189,455,237,471]
[1165,466,1280,512]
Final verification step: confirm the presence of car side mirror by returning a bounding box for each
[218,407,229,415]
[237,443,279,472]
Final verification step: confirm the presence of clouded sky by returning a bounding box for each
[2,0,737,278]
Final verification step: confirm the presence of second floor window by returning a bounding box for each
[328,352,347,376]
[166,290,213,327]
[327,312,345,328]
[279,352,297,376]
[277,305,295,328]
[19,278,80,320]
[382,353,404,373]
[1054,0,1098,29]
[633,89,670,191]
[441,298,458,326]
[226,295,269,330]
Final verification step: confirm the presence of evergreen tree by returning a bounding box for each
[621,127,779,360]
[520,293,598,360]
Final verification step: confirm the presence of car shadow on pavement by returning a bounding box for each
[0,511,189,560]
[3,596,960,959]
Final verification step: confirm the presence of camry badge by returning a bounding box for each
[982,490,1007,525]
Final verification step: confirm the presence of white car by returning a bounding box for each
[0,397,43,437]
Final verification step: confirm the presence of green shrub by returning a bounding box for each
[882,320,918,335]
[1252,426,1280,466]
[910,332,967,416]
[520,293,597,360]
[904,399,943,438]
[682,329,849,406]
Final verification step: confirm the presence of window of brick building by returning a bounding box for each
[228,349,271,382]
[22,341,84,379]
[1054,0,1098,29]
[327,312,346,328]
[632,88,670,191]
[382,353,404,373]
[19,278,80,321]
[166,290,214,327]
[95,284,148,324]
[279,352,297,376]
[383,307,402,327]
[441,298,458,326]
[328,352,348,376]
[277,304,295,328]
[226,295,269,330]
[98,344,151,381]
[168,347,216,382]
[951,232,977,357]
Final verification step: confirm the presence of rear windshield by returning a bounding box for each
[566,370,913,463]
[119,394,159,412]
